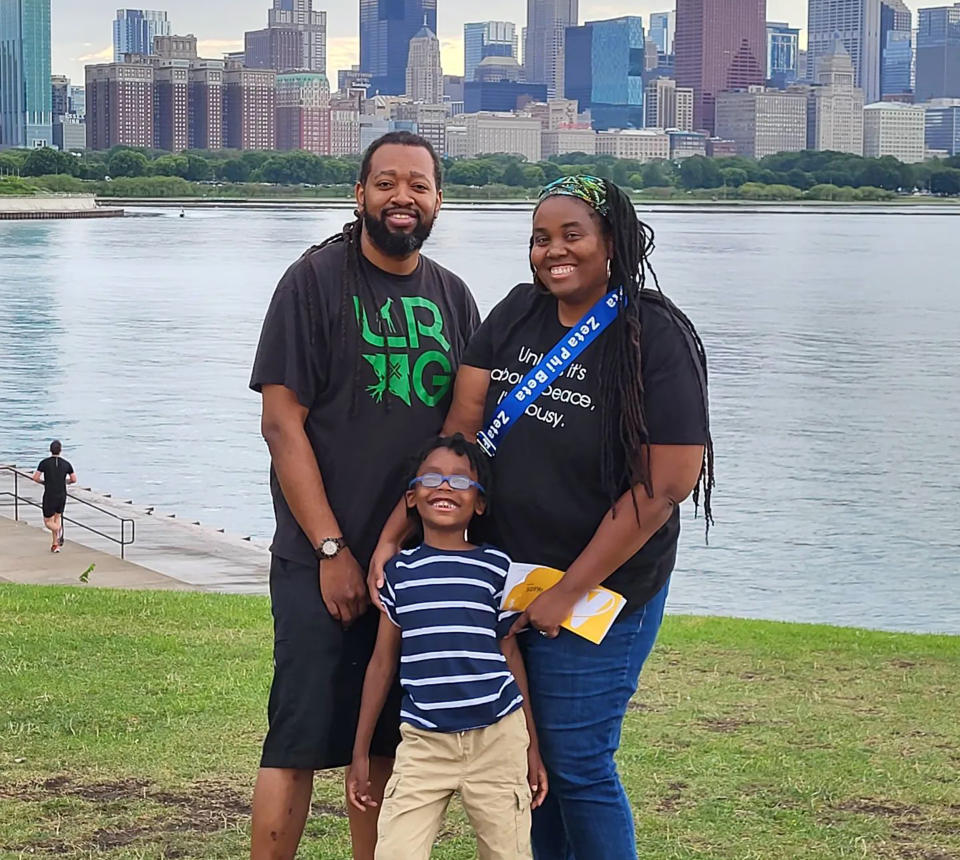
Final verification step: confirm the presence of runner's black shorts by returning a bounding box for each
[260,554,402,771]
[42,494,66,519]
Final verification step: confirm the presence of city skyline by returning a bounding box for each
[52,0,873,84]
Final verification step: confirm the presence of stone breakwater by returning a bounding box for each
[0,195,123,220]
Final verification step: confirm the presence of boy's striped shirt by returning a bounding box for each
[380,544,523,733]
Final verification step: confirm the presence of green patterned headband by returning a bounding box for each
[538,175,610,216]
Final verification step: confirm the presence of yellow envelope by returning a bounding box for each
[502,563,626,645]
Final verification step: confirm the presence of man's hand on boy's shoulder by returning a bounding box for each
[528,743,549,810]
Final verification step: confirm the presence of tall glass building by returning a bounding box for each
[359,0,437,95]
[880,0,912,96]
[807,0,882,102]
[565,16,645,130]
[767,22,800,88]
[0,0,51,149]
[113,9,171,61]
[924,101,960,154]
[464,21,517,83]
[916,3,960,101]
[648,10,675,57]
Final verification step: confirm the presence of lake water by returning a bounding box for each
[1,204,958,634]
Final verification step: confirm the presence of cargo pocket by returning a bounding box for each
[514,784,533,858]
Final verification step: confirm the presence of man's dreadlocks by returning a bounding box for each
[536,177,715,533]
[305,131,442,415]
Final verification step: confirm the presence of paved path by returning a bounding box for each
[0,470,270,595]
[0,516,191,590]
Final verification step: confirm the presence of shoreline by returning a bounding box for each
[110,196,960,216]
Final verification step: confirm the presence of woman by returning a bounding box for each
[373,176,713,858]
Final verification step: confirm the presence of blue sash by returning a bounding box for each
[477,289,623,457]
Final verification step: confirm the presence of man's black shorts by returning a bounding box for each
[42,494,66,519]
[260,555,402,771]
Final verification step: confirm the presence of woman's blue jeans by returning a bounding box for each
[519,580,670,860]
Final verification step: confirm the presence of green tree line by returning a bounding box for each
[2,145,959,197]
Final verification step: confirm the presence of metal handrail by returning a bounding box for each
[0,465,136,559]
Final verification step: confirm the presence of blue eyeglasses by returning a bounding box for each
[409,473,486,493]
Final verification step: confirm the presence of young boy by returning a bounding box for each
[348,434,547,860]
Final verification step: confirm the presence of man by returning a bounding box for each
[249,132,480,860]
[32,440,77,553]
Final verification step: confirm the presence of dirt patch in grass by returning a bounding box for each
[831,797,960,858]
[655,781,689,814]
[698,716,750,733]
[0,773,348,856]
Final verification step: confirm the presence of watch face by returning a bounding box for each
[321,540,339,557]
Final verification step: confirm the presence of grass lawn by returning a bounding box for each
[0,584,957,859]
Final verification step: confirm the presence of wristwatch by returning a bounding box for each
[314,537,346,561]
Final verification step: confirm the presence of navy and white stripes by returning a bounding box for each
[381,544,523,733]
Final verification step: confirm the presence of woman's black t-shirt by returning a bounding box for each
[462,284,709,615]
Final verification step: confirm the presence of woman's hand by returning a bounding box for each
[367,540,398,612]
[527,743,549,809]
[346,756,378,812]
[507,582,582,639]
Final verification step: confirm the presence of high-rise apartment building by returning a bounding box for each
[715,86,807,157]
[223,67,276,150]
[767,22,800,88]
[51,73,69,119]
[360,0,437,96]
[525,0,578,98]
[564,16,645,130]
[406,25,442,103]
[916,4,960,101]
[644,76,694,130]
[113,9,170,61]
[188,61,223,150]
[805,40,865,154]
[675,0,767,135]
[0,0,52,148]
[276,71,330,154]
[68,84,85,118]
[464,22,518,83]
[154,61,189,152]
[245,0,327,75]
[648,11,676,57]
[807,0,882,103]
[85,60,154,149]
[880,0,913,96]
[863,100,926,160]
[395,101,446,153]
[923,98,960,153]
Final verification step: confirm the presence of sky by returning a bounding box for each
[52,0,916,85]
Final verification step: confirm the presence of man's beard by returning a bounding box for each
[363,207,435,258]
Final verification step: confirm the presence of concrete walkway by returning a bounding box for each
[0,471,270,595]
[0,516,191,591]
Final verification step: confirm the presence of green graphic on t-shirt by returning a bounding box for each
[354,296,453,407]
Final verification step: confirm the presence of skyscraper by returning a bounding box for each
[880,0,912,96]
[564,16,645,130]
[276,71,331,154]
[806,39,865,154]
[464,21,518,83]
[406,25,442,102]
[245,0,327,74]
[916,3,960,101]
[113,9,171,60]
[360,0,437,96]
[807,0,882,103]
[767,22,800,88]
[525,0,578,98]
[0,0,51,148]
[648,11,676,57]
[675,0,766,135]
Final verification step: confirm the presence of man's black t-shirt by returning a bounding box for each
[37,456,73,500]
[250,241,480,569]
[462,284,709,614]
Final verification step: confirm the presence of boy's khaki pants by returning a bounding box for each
[376,708,533,860]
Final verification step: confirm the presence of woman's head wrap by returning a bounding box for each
[537,174,610,217]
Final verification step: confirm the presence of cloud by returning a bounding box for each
[327,35,359,76]
[77,44,112,64]
[197,38,243,55]
[440,38,463,76]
